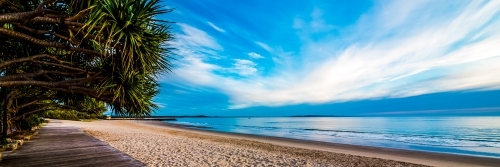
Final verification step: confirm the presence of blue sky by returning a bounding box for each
[153,0,500,116]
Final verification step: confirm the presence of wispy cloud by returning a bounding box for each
[364,107,500,115]
[247,52,264,59]
[164,23,223,85]
[174,23,222,51]
[293,8,335,33]
[166,1,500,109]
[255,41,273,52]
[230,59,257,76]
[154,102,168,108]
[207,21,225,33]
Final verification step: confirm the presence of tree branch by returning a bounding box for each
[0,27,102,56]
[0,69,79,82]
[12,106,54,121]
[66,7,93,21]
[0,70,46,82]
[51,86,114,102]
[14,95,51,111]
[0,80,114,102]
[31,60,87,72]
[13,23,78,45]
[0,0,57,23]
[0,54,56,69]
[30,16,87,27]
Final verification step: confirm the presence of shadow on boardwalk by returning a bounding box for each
[0,122,144,167]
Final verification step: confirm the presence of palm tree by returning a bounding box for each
[85,0,173,116]
[0,0,174,135]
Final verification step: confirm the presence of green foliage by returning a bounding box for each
[85,0,173,117]
[0,0,174,134]
[19,114,42,130]
[42,110,80,121]
[86,0,173,75]
[42,108,105,121]
[41,98,106,120]
[0,136,7,145]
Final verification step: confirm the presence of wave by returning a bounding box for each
[292,128,500,148]
[169,121,500,148]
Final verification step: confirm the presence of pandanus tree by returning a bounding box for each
[0,0,174,135]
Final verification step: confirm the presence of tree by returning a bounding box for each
[0,0,173,135]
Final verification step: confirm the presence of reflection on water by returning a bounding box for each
[171,117,500,158]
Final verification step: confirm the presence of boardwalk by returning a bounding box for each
[0,121,144,167]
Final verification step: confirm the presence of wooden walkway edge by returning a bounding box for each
[0,123,145,167]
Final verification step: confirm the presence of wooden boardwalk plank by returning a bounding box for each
[0,125,145,167]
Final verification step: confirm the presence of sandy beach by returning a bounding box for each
[53,120,500,167]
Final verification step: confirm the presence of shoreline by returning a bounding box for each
[137,120,500,167]
[56,119,500,166]
[156,121,499,158]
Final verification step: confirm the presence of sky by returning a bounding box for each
[153,0,500,116]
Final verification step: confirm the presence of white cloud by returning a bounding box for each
[166,1,500,109]
[253,42,291,64]
[420,57,500,93]
[154,102,167,108]
[207,21,225,33]
[364,107,500,115]
[309,8,335,32]
[162,23,224,85]
[230,59,257,76]
[255,41,273,52]
[247,52,264,59]
[174,23,222,51]
[293,8,335,34]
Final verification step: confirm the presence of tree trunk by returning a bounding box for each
[2,87,8,136]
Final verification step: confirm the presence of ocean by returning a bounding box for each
[168,117,500,158]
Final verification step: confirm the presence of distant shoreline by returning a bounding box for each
[106,115,500,119]
[107,115,358,118]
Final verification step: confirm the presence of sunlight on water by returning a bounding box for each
[171,117,500,158]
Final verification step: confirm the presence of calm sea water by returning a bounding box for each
[169,117,500,158]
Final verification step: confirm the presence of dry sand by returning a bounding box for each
[53,120,499,167]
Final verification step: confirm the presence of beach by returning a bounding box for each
[55,120,500,167]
